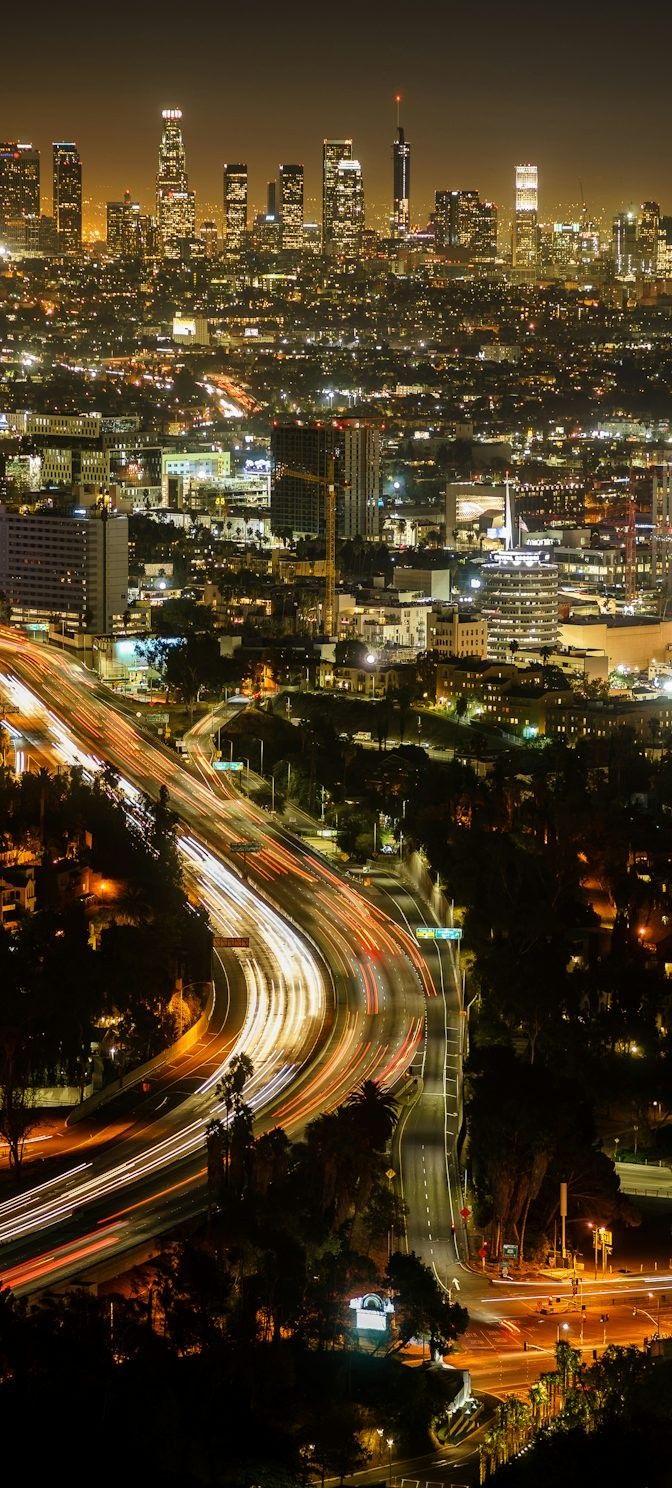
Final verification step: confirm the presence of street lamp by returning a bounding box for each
[387,1437,394,1488]
[556,1321,570,1343]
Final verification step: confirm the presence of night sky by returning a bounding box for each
[4,0,672,230]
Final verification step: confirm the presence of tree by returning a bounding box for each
[151,596,214,637]
[212,1054,254,1198]
[347,1080,397,1151]
[386,1250,468,1358]
[0,1043,38,1175]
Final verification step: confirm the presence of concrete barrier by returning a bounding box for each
[67,981,215,1125]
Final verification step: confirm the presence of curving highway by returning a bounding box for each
[0,634,431,1293]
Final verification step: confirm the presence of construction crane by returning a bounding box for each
[275,453,348,637]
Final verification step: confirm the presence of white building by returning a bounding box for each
[161,449,231,504]
[482,548,558,659]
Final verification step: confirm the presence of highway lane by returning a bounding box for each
[0,636,429,1290]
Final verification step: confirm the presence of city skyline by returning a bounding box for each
[3,0,672,232]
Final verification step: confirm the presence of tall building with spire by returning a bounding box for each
[322,139,352,252]
[156,109,195,258]
[392,97,410,238]
[512,163,538,271]
[53,142,81,252]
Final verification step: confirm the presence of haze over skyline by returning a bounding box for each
[3,0,672,230]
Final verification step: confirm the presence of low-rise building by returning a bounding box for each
[547,696,672,743]
[427,607,488,659]
[558,616,672,673]
[0,863,36,928]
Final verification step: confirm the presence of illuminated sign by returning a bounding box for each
[214,936,250,950]
[415,927,462,942]
[213,759,244,771]
[349,1293,394,1333]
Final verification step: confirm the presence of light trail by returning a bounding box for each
[0,634,428,1292]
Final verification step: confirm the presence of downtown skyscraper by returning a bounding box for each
[392,101,410,238]
[0,143,40,229]
[322,139,352,252]
[278,164,304,250]
[223,164,248,252]
[156,109,195,258]
[53,142,81,253]
[512,163,538,270]
[333,158,364,258]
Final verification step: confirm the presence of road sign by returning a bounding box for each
[214,936,250,950]
[213,759,244,771]
[502,1243,519,1260]
[459,1205,471,1220]
[415,926,463,942]
[230,840,260,853]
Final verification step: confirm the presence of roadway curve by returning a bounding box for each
[0,635,430,1292]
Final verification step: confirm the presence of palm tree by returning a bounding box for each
[347,1079,398,1150]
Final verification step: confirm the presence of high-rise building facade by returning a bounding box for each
[333,159,364,258]
[271,421,380,539]
[278,164,304,250]
[474,199,498,260]
[513,163,538,271]
[106,191,151,257]
[53,143,82,252]
[0,505,128,632]
[434,189,497,259]
[156,109,195,258]
[322,139,352,252]
[0,142,40,229]
[223,164,248,251]
[638,200,660,276]
[612,210,638,275]
[392,123,411,238]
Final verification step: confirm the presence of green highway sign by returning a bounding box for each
[230,840,260,853]
[415,926,463,942]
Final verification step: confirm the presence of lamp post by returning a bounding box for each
[387,1436,394,1488]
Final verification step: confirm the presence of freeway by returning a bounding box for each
[0,634,429,1292]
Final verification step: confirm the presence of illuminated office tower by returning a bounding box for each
[0,142,40,228]
[612,210,638,275]
[156,108,195,258]
[106,192,153,258]
[333,159,364,258]
[106,198,125,253]
[53,142,82,252]
[322,138,352,251]
[637,200,660,276]
[658,216,672,277]
[434,190,458,249]
[392,101,410,238]
[199,221,218,257]
[278,164,304,250]
[223,164,248,251]
[513,163,538,270]
[434,189,494,257]
[475,199,498,259]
